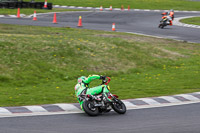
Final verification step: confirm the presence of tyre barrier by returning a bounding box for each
[0,2,52,9]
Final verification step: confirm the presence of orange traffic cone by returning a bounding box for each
[17,8,20,18]
[43,0,48,9]
[33,11,37,21]
[77,16,82,27]
[112,23,116,31]
[53,13,57,24]
[109,5,112,11]
[100,6,103,11]
[121,5,124,11]
[128,5,130,11]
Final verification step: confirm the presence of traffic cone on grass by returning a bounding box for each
[100,6,103,11]
[17,8,20,18]
[128,5,130,11]
[33,11,37,21]
[43,0,48,9]
[52,13,57,24]
[77,16,82,27]
[112,23,116,31]
[109,5,112,11]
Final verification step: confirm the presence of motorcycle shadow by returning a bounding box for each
[81,110,128,117]
[159,27,173,29]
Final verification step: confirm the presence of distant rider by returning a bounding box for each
[74,75,111,110]
[161,9,174,26]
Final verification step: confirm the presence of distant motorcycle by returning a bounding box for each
[158,16,168,29]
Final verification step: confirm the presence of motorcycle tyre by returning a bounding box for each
[82,100,99,116]
[112,99,126,114]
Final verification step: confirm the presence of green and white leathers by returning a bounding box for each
[74,75,110,110]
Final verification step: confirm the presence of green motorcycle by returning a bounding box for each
[75,76,126,116]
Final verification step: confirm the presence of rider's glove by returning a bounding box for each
[100,75,106,80]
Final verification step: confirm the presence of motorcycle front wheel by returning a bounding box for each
[112,99,126,114]
[82,100,99,116]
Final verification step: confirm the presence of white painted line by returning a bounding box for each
[54,5,60,7]
[0,15,5,17]
[128,100,200,110]
[114,8,120,11]
[77,7,83,9]
[86,7,93,9]
[69,6,75,8]
[154,10,161,12]
[194,92,200,94]
[137,98,161,105]
[176,94,200,101]
[61,6,67,8]
[0,111,82,118]
[191,11,198,13]
[159,96,181,103]
[54,104,80,111]
[1,100,200,118]
[125,31,196,44]
[0,108,12,114]
[23,106,47,112]
[9,15,16,17]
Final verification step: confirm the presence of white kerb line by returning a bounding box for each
[53,104,80,111]
[137,98,161,105]
[0,108,12,114]
[158,96,181,103]
[23,106,47,112]
[122,100,137,107]
[175,94,200,101]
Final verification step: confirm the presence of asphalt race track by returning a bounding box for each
[0,10,200,43]
[1,9,200,133]
[0,103,200,133]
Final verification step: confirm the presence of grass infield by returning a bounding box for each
[1,0,199,15]
[0,8,86,15]
[0,24,200,107]
[28,0,200,11]
[180,17,200,26]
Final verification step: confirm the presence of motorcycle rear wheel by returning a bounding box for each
[112,99,126,114]
[82,100,99,116]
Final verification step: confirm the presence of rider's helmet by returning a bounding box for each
[77,76,86,83]
[74,76,86,94]
[170,9,174,12]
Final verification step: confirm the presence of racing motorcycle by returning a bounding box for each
[158,15,168,29]
[78,77,126,116]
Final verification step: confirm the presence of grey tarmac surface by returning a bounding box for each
[1,9,200,133]
[1,102,200,133]
[0,10,200,43]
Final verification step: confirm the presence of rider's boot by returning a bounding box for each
[169,20,173,25]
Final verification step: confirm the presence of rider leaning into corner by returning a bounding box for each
[161,9,174,25]
[74,75,111,110]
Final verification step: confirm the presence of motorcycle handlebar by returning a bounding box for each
[105,77,111,85]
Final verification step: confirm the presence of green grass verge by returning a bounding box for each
[180,17,200,26]
[0,8,86,15]
[0,24,200,107]
[25,0,200,11]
